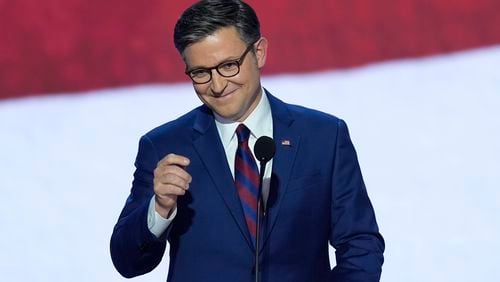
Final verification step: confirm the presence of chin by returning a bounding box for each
[218,107,246,121]
[217,111,240,121]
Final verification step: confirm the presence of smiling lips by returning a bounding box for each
[211,88,237,99]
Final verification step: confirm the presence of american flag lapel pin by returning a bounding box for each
[281,139,291,146]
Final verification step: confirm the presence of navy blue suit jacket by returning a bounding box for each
[110,92,384,281]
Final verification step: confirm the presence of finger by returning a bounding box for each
[155,165,192,184]
[155,173,190,190]
[155,183,187,197]
[158,153,190,168]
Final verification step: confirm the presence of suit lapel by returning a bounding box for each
[191,106,255,250]
[260,92,300,253]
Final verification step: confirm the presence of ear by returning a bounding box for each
[254,37,268,69]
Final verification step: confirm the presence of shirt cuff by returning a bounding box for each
[147,196,177,238]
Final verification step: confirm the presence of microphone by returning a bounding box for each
[253,136,275,282]
[254,136,276,163]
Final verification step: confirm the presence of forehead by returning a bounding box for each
[183,27,247,67]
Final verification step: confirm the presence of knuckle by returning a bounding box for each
[164,165,177,174]
[166,153,177,162]
[164,173,176,184]
[154,183,165,194]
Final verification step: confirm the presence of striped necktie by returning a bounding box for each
[234,124,260,245]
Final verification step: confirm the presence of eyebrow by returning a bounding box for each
[185,54,242,73]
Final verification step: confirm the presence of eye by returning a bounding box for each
[190,69,210,78]
[219,61,239,71]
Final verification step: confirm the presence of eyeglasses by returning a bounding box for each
[185,42,256,84]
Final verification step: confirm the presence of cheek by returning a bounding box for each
[241,64,260,84]
[193,84,209,95]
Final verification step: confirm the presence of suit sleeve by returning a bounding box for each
[110,135,171,278]
[329,119,385,281]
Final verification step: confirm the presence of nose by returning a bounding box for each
[209,70,227,96]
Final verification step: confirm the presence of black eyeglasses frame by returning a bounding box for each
[185,41,258,84]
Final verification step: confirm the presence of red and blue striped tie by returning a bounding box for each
[234,124,260,245]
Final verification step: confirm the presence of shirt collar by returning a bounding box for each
[214,88,272,146]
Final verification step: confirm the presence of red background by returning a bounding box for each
[1,0,500,100]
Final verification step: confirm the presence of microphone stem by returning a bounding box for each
[255,160,267,282]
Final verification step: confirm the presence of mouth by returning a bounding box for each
[212,88,237,99]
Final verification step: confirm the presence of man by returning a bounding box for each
[110,1,384,281]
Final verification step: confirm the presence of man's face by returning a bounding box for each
[182,26,267,122]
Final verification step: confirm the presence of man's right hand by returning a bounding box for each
[153,153,192,218]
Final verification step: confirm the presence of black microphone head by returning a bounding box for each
[254,136,275,163]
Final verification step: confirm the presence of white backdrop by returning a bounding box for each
[1,46,499,281]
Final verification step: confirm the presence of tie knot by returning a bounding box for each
[236,124,251,143]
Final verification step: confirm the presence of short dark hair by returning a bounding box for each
[174,0,261,54]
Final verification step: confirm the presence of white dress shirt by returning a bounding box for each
[147,89,273,238]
